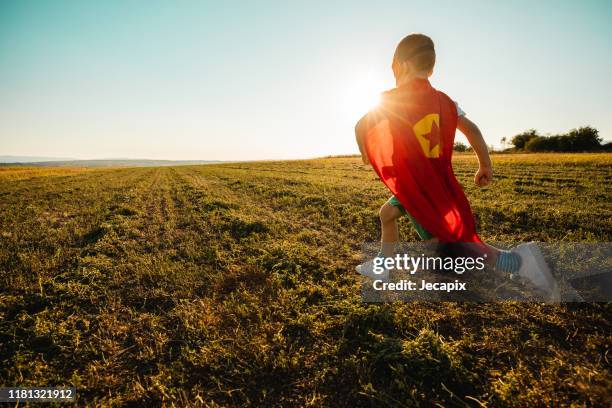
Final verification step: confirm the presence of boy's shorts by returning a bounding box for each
[387,196,434,240]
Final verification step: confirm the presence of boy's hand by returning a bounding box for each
[474,166,493,187]
[457,116,493,187]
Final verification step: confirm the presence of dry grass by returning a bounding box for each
[0,154,610,406]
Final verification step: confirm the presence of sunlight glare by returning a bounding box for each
[338,69,391,121]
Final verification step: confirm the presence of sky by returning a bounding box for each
[1,0,611,161]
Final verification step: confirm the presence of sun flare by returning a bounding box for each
[339,70,390,120]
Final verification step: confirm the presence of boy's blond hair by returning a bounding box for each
[393,33,436,74]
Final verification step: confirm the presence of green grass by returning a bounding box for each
[0,153,610,406]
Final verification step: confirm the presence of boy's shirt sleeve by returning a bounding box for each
[454,101,466,117]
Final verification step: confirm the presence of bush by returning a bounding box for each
[516,126,603,152]
[453,142,469,152]
[565,126,602,150]
[511,129,539,149]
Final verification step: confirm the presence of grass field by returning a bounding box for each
[0,153,610,407]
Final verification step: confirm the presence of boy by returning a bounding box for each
[355,34,552,290]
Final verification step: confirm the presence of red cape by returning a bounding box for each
[364,79,482,243]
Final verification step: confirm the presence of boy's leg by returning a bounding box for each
[456,242,521,276]
[379,200,403,257]
[383,198,521,277]
[386,196,437,239]
[380,196,439,256]
[355,201,401,279]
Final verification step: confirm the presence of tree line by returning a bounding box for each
[453,126,610,153]
[502,126,610,152]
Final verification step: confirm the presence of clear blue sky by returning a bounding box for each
[1,0,610,160]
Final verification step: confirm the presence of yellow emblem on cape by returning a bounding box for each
[413,113,441,158]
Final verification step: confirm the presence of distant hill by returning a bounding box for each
[0,155,76,163]
[0,158,224,167]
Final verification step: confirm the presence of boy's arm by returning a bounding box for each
[355,102,390,165]
[457,116,493,187]
[355,114,371,165]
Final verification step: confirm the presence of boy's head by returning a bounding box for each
[392,34,436,83]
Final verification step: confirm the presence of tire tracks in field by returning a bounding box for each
[171,166,357,284]
[0,167,160,384]
[173,167,283,237]
[0,168,152,240]
[0,168,155,285]
[11,168,184,390]
[185,165,372,247]
[78,167,219,311]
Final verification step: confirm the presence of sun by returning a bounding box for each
[339,69,390,120]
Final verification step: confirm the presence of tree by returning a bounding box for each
[524,136,551,152]
[500,137,507,149]
[565,126,602,151]
[524,126,602,152]
[453,142,468,152]
[511,129,539,149]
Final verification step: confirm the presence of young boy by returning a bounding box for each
[355,34,551,288]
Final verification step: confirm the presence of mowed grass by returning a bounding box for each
[0,153,610,407]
